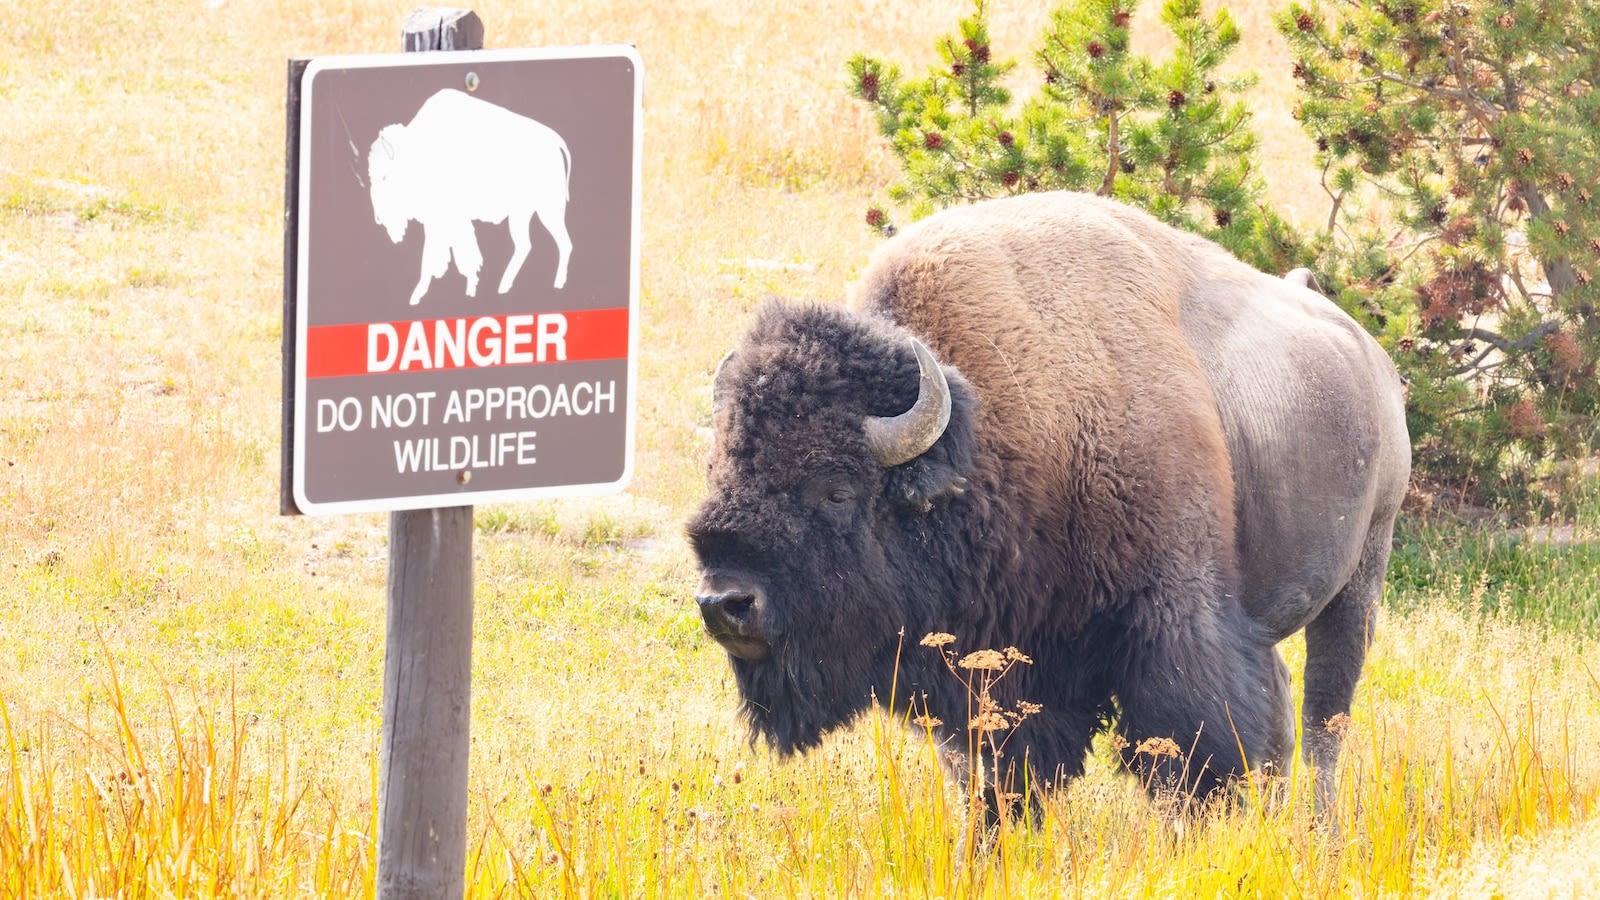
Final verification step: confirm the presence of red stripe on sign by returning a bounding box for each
[305,307,630,379]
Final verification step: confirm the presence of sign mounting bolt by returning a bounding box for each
[464,71,480,92]
[457,470,472,485]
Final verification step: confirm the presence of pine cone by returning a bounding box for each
[860,71,880,102]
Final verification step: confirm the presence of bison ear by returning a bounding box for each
[884,368,978,513]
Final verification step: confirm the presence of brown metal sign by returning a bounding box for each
[287,46,642,514]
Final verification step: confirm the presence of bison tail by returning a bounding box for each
[560,140,572,202]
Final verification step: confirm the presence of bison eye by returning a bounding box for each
[803,476,859,518]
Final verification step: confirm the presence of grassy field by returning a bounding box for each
[3,0,1599,895]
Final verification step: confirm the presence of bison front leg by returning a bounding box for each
[1115,611,1286,806]
[409,228,453,306]
[446,222,485,297]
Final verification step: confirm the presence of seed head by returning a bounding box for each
[959,649,1007,670]
[920,632,956,648]
[1134,736,1183,759]
[970,712,1009,732]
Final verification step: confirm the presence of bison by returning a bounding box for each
[368,88,573,305]
[688,191,1410,811]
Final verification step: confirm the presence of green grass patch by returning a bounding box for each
[1389,520,1600,633]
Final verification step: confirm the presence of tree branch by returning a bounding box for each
[1447,319,1562,379]
[1517,188,1580,300]
[1100,106,1120,196]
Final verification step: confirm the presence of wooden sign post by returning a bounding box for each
[380,15,480,900]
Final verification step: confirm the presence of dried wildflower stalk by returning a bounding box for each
[917,633,1043,827]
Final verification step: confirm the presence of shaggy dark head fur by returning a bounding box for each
[687,300,979,753]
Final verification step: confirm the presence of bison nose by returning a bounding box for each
[697,581,771,661]
[700,588,756,618]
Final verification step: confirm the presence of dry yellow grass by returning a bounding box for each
[3,0,1600,895]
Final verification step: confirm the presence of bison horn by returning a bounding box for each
[711,349,738,416]
[865,337,951,467]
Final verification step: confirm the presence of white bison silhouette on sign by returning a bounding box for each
[368,88,573,305]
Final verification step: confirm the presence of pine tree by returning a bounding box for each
[849,0,1304,274]
[1281,0,1600,509]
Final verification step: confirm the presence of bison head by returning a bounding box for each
[687,301,979,754]
[367,125,410,245]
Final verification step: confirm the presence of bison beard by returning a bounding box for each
[689,191,1409,812]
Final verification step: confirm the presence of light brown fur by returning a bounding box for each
[851,191,1410,803]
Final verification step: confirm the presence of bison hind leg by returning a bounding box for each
[1302,519,1392,815]
[536,204,572,290]
[499,210,535,294]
